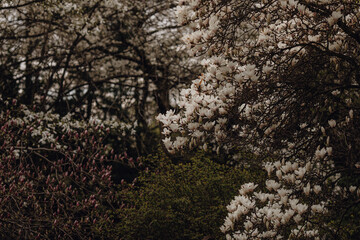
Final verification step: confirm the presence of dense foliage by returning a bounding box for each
[97,150,266,240]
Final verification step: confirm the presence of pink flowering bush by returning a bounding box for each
[157,0,360,239]
[0,99,135,239]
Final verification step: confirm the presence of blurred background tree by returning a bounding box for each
[0,0,200,156]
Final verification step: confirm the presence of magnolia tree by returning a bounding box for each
[157,0,360,238]
[0,98,137,239]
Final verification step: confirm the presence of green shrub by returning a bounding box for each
[98,150,266,240]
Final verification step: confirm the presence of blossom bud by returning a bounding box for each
[303,182,311,196]
[328,119,336,128]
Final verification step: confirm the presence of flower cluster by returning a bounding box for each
[221,158,360,239]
